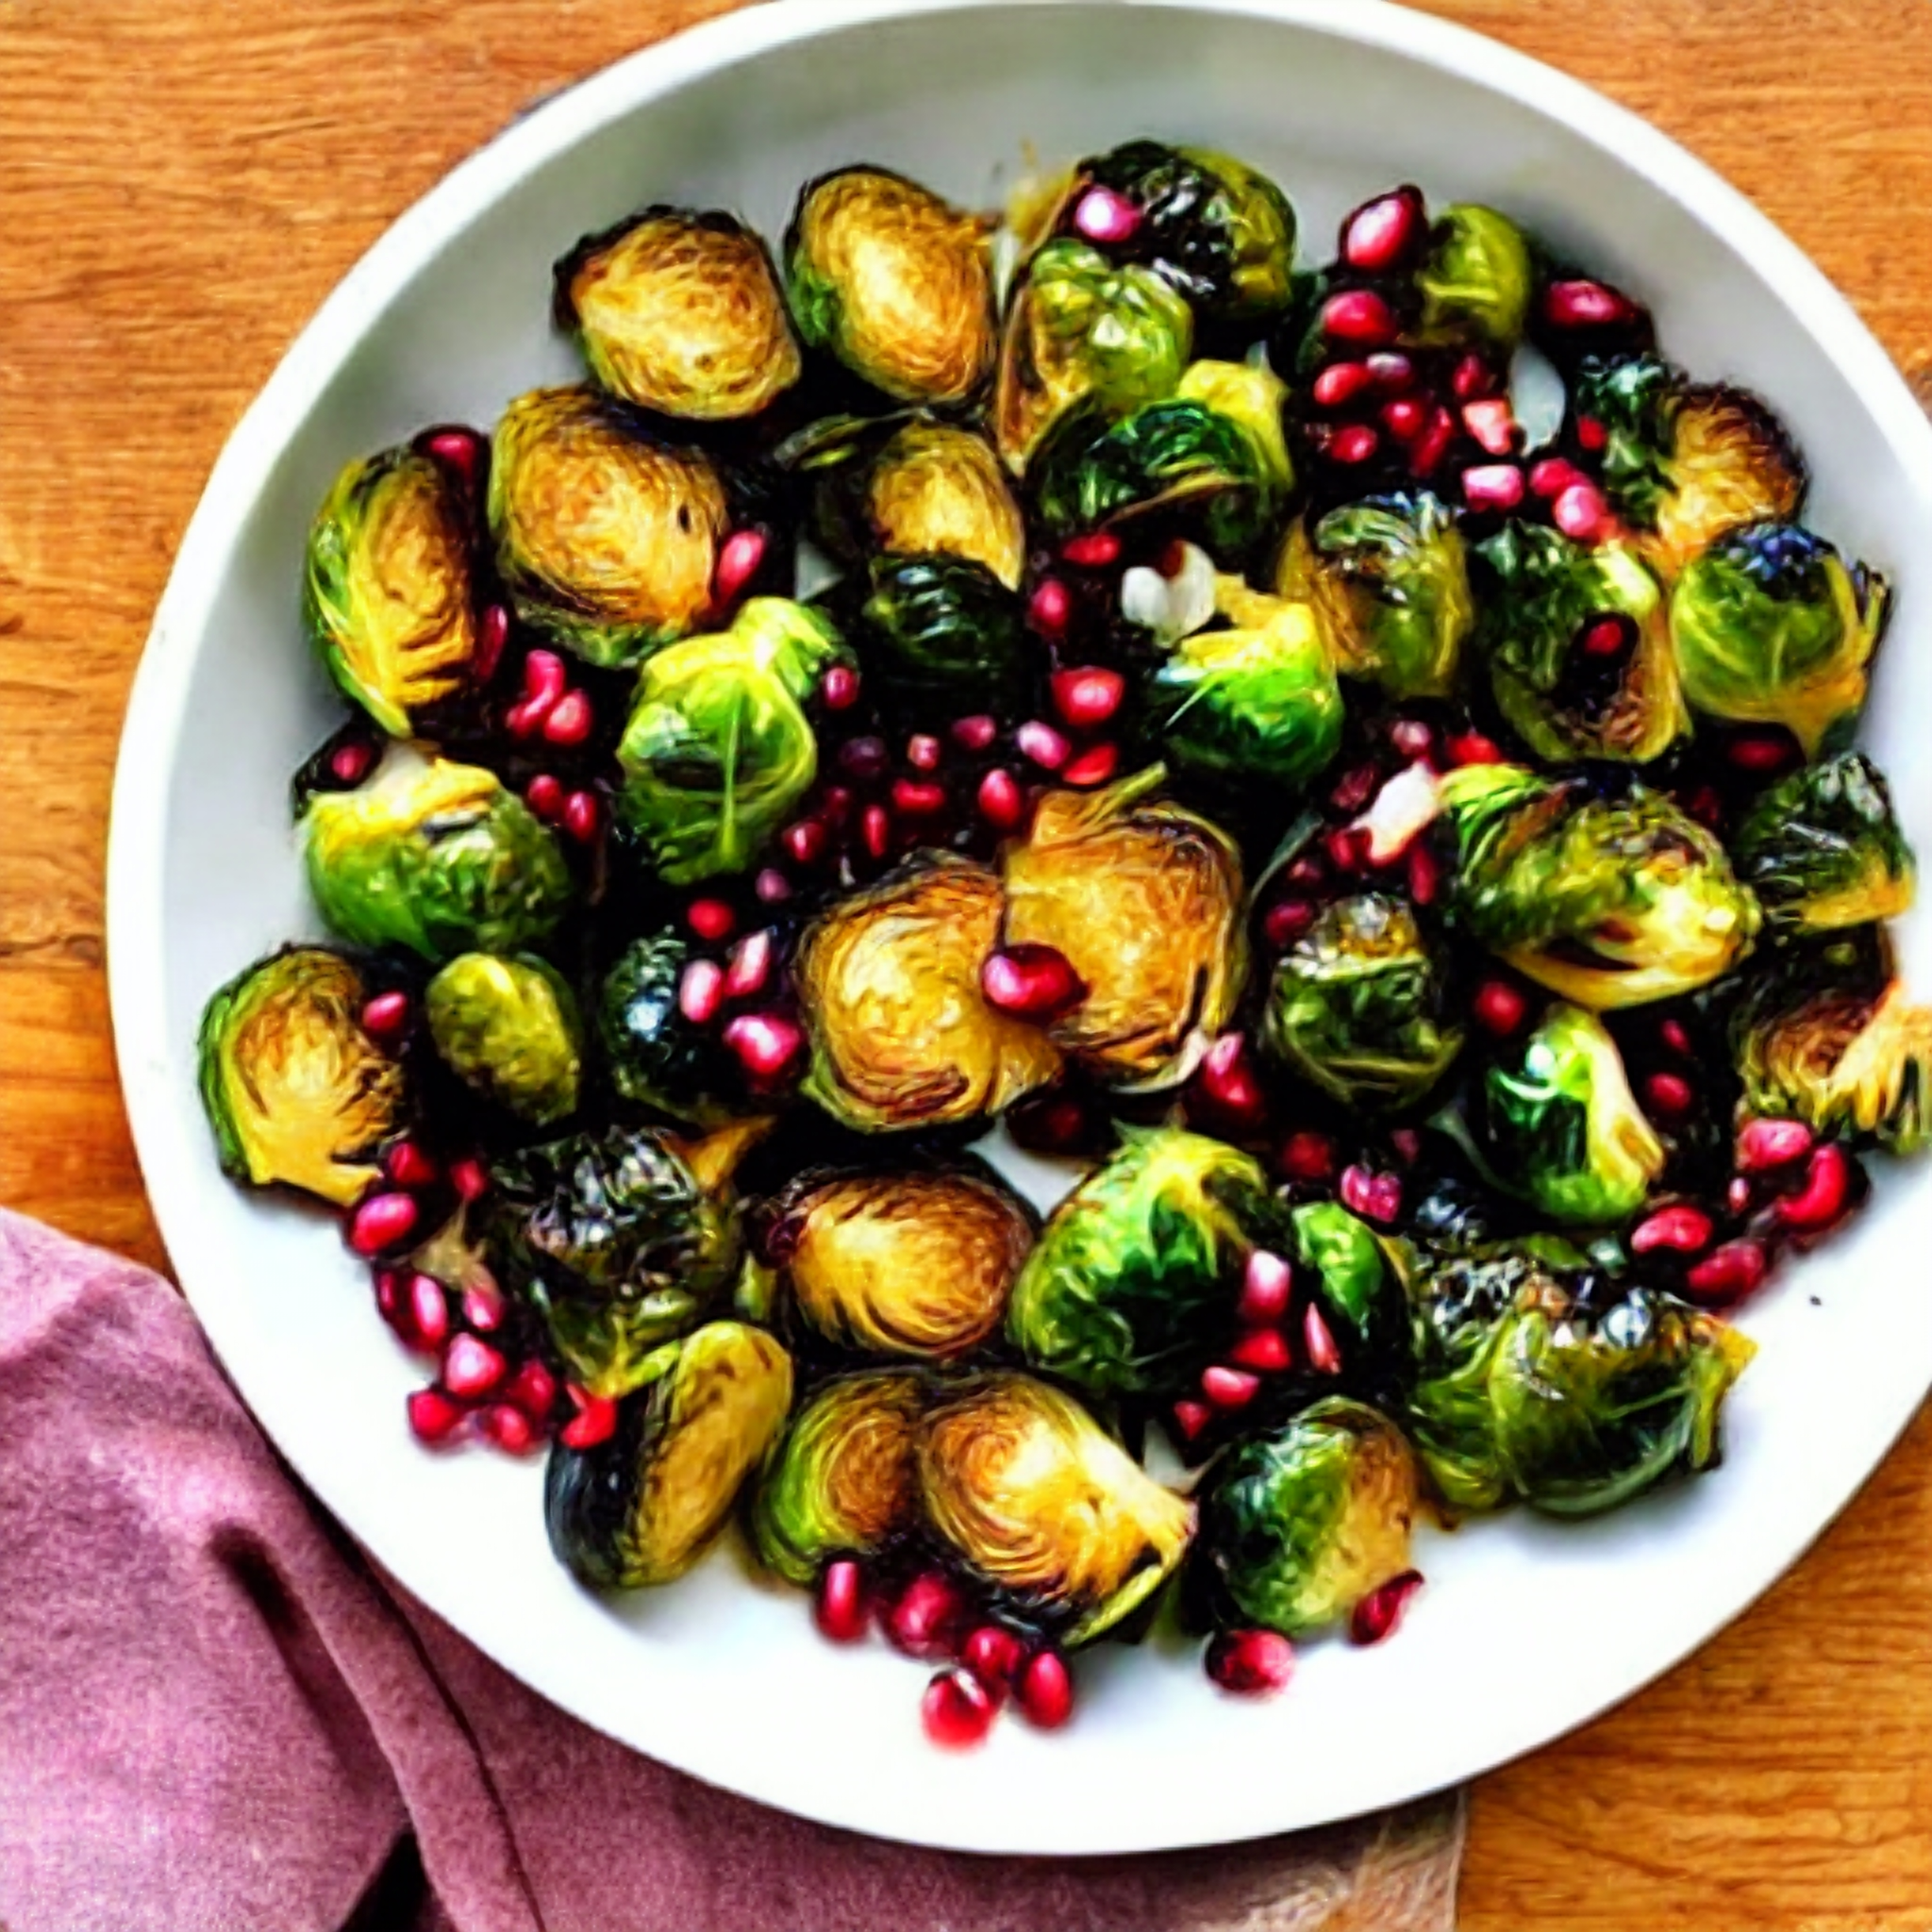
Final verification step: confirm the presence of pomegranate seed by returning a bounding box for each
[1264,898,1316,947]
[1303,1304,1343,1374]
[478,1403,539,1454]
[723,1013,805,1081]
[1529,456,1587,498]
[1474,979,1528,1036]
[781,819,828,866]
[1061,531,1121,569]
[1231,1326,1291,1373]
[950,713,1000,753]
[1450,353,1497,401]
[1728,1175,1756,1216]
[501,1357,558,1424]
[348,1191,418,1257]
[1366,352,1416,392]
[460,1281,505,1332]
[408,1274,450,1350]
[1330,762,1379,812]
[541,689,592,746]
[860,804,891,858]
[475,604,510,684]
[329,740,375,785]
[678,958,724,1024]
[1051,666,1126,729]
[360,991,409,1043]
[1197,1031,1266,1126]
[1408,406,1456,475]
[1342,186,1424,271]
[1016,1649,1074,1730]
[724,928,774,1000]
[961,1624,1026,1689]
[1328,423,1380,465]
[1644,1072,1695,1120]
[1280,1131,1337,1182]
[448,1157,489,1204]
[713,526,767,606]
[1016,720,1071,770]
[442,1333,508,1400]
[1073,184,1141,243]
[1685,1238,1770,1305]
[374,1267,407,1332]
[891,777,948,816]
[522,649,567,704]
[1579,616,1629,658]
[1727,732,1798,775]
[888,1573,966,1660]
[976,767,1026,831]
[1286,854,1327,889]
[1161,1401,1209,1448]
[1390,1128,1422,1165]
[1206,1629,1294,1695]
[1312,360,1374,410]
[755,867,792,905]
[1202,1365,1260,1409]
[839,735,891,781]
[1631,1205,1715,1256]
[981,944,1086,1021]
[820,664,860,710]
[1544,279,1639,329]
[1461,397,1517,456]
[1446,729,1505,767]
[562,791,600,843]
[525,774,565,822]
[687,897,736,942]
[1062,742,1118,787]
[1407,839,1441,906]
[905,733,943,773]
[1326,825,1370,871]
[1777,1142,1853,1232]
[423,425,487,487]
[559,1385,618,1450]
[1462,462,1524,511]
[1349,1570,1424,1645]
[1026,577,1072,637]
[1737,1117,1816,1173]
[1389,718,1434,761]
[1553,481,1611,541]
[1240,1249,1293,1324]
[1340,1164,1402,1224]
[1576,414,1609,452]
[815,1559,868,1643]
[1659,1019,1693,1057]
[407,1387,466,1445]
[1381,395,1427,441]
[1321,288,1398,346]
[383,1141,438,1190]
[922,1668,997,1749]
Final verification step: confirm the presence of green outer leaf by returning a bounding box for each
[855,553,1029,708]
[1291,1201,1398,1355]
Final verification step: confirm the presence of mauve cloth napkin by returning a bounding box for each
[0,1208,1463,1932]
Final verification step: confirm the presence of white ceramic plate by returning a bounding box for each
[108,0,1932,1856]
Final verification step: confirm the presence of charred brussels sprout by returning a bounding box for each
[1670,522,1890,758]
[304,441,480,737]
[773,1166,1034,1358]
[546,1321,792,1588]
[1474,1004,1664,1224]
[993,239,1193,475]
[918,1374,1194,1644]
[1436,763,1759,1008]
[196,947,408,1207]
[1474,522,1687,764]
[1000,768,1246,1088]
[1275,492,1473,702]
[852,555,1030,711]
[424,953,581,1126]
[749,1370,925,1586]
[596,931,740,1124]
[856,422,1024,589]
[553,207,801,421]
[302,749,574,963]
[1193,1398,1419,1637]
[489,385,728,668]
[487,1122,753,1394]
[1413,204,1533,349]
[615,598,851,885]
[1007,1124,1278,1398]
[1063,141,1296,323]
[1260,894,1465,1113]
[1573,356,1805,577]
[1731,754,1915,935]
[784,167,996,404]
[796,854,1062,1131]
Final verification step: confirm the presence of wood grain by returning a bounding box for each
[3,2,1929,1923]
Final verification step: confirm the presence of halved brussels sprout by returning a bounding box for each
[196,946,408,1207]
[1275,491,1473,702]
[1474,1004,1664,1224]
[596,931,741,1124]
[851,555,1030,711]
[1437,762,1760,1008]
[1007,1124,1278,1399]
[749,1370,926,1586]
[489,385,728,669]
[1193,1398,1418,1637]
[918,1373,1194,1644]
[545,1321,792,1588]
[1174,360,1293,492]
[424,953,581,1126]
[796,853,1063,1131]
[1474,522,1688,764]
[1670,522,1890,758]
[553,207,802,420]
[1000,768,1246,1089]
[1731,753,1916,934]
[784,166,996,404]
[858,422,1024,589]
[615,598,852,885]
[1413,204,1533,349]
[303,747,574,963]
[772,1166,1034,1358]
[304,441,479,737]
[1061,141,1296,323]
[487,1122,754,1395]
[1573,355,1806,577]
[1260,893,1466,1113]
[993,239,1194,475]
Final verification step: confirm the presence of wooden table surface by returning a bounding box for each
[5,1,1931,1923]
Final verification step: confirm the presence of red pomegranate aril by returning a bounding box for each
[1312,359,1374,410]
[861,803,892,858]
[1026,577,1073,638]
[407,1387,466,1445]
[962,1624,1026,1689]
[1051,665,1126,729]
[1328,423,1380,466]
[1408,406,1457,475]
[329,740,375,785]
[1380,395,1427,442]
[348,1191,419,1257]
[1303,1303,1343,1374]
[523,649,567,704]
[1062,742,1118,787]
[382,1140,438,1190]
[981,944,1086,1021]
[1450,352,1496,401]
[1659,1018,1693,1057]
[922,1668,997,1749]
[1390,1128,1423,1166]
[1728,1175,1756,1216]
[541,689,593,747]
[1198,1031,1266,1124]
[1349,1570,1424,1645]
[1461,397,1517,456]
[1544,278,1638,329]
[678,958,724,1024]
[815,1559,869,1643]
[1330,762,1379,813]
[1240,1248,1293,1324]
[1206,1629,1294,1695]
[1230,1326,1291,1374]
[891,778,948,816]
[687,897,736,942]
[1342,187,1424,271]
[820,663,860,710]
[501,1357,558,1424]
[1737,1116,1815,1173]
[888,1573,966,1660]
[442,1332,508,1400]
[1576,616,1628,660]
[479,1403,539,1454]
[838,734,890,780]
[1073,184,1141,243]
[1367,354,1424,397]
[1016,1649,1074,1730]
[723,1013,805,1081]
[1061,530,1122,569]
[1325,825,1370,871]
[976,767,1026,831]
[449,1157,490,1205]
[525,774,565,822]
[781,819,828,866]
[424,425,487,486]
[1286,854,1326,889]
[1529,456,1586,499]
[409,1273,451,1350]
[1553,480,1612,541]
[724,928,774,1000]
[559,1385,618,1451]
[713,526,767,606]
[1473,979,1528,1037]
[1777,1142,1853,1232]
[374,1267,406,1330]
[1446,729,1505,767]
[1280,1131,1337,1183]
[754,867,792,906]
[951,713,1000,754]
[1171,1398,1212,1442]
[562,791,600,843]
[1576,414,1608,452]
[1407,839,1441,906]
[1685,1238,1770,1304]
[905,733,943,773]
[1202,1364,1260,1409]
[475,604,510,684]
[1631,1205,1715,1257]
[461,1281,506,1334]
[1644,1072,1695,1120]
[819,785,853,825]
[1340,1164,1402,1224]
[1263,897,1316,947]
[1321,288,1398,346]
[1389,718,1435,761]
[1462,462,1524,512]
[1727,732,1798,775]
[1016,719,1071,771]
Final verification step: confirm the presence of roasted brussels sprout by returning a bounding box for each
[553,207,801,420]
[1061,141,1296,323]
[858,421,1024,588]
[1474,1004,1663,1224]
[1174,359,1293,492]
[796,854,1063,1131]
[489,385,728,668]
[918,1374,1194,1643]
[772,1166,1034,1358]
[1192,1398,1418,1637]
[749,1370,925,1586]
[1007,1124,1278,1398]
[1274,491,1473,702]
[302,748,574,963]
[1413,203,1533,348]
[422,953,578,1126]
[852,555,1030,711]
[196,946,408,1207]
[993,239,1193,475]
[304,441,480,737]
[1474,522,1687,764]
[784,166,995,404]
[1572,355,1806,577]
[1000,768,1246,1088]
[1731,753,1915,934]
[545,1321,792,1588]
[487,1122,752,1395]
[1670,522,1891,758]
[615,597,852,885]
[1260,893,1465,1112]
[1437,763,1759,1008]
[596,931,740,1124]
